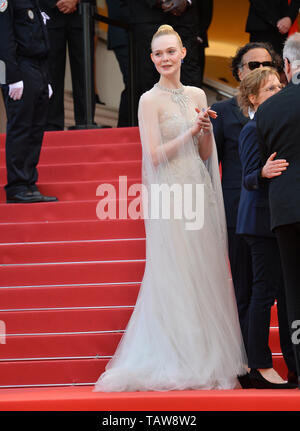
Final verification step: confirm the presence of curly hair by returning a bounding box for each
[237,67,280,116]
[231,41,280,82]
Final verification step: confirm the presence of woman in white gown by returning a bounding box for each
[94,25,247,392]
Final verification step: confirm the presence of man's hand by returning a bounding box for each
[261,152,289,178]
[277,17,292,34]
[161,0,189,16]
[56,0,78,14]
[8,81,24,101]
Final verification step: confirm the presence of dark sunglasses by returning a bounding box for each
[242,61,274,70]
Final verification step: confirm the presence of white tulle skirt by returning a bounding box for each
[94,158,247,392]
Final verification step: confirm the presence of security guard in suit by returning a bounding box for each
[0,0,58,203]
[39,0,96,131]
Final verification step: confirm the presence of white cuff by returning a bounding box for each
[9,81,23,90]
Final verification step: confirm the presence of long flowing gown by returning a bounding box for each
[94,84,247,392]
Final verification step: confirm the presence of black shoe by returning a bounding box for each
[249,369,298,389]
[6,191,41,203]
[7,190,58,203]
[237,373,253,389]
[31,190,58,202]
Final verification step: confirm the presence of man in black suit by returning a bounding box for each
[0,0,57,203]
[246,0,300,55]
[196,0,213,86]
[126,0,202,124]
[211,42,278,349]
[107,0,130,127]
[39,0,96,130]
[256,32,300,384]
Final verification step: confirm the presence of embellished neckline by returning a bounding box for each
[155,83,185,95]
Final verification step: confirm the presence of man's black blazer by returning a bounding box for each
[125,0,199,25]
[256,78,300,230]
[246,0,300,33]
[107,0,129,50]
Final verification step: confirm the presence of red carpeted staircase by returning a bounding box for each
[0,128,297,410]
[0,128,145,388]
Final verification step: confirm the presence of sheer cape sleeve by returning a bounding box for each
[138,85,228,252]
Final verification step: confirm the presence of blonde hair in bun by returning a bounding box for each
[151,24,183,50]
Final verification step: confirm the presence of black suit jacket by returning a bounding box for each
[246,0,300,33]
[211,97,249,228]
[125,0,199,25]
[256,78,300,230]
[107,0,129,50]
[236,118,273,237]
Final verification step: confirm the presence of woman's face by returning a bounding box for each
[151,34,186,77]
[251,74,282,109]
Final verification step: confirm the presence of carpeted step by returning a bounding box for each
[1,307,133,334]
[1,332,122,360]
[0,128,140,149]
[1,325,281,360]
[0,160,141,183]
[0,358,106,387]
[0,178,142,203]
[0,198,142,223]
[0,283,140,309]
[0,142,142,166]
[0,238,145,265]
[0,260,145,287]
[0,219,145,243]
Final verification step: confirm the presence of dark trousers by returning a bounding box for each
[275,223,300,377]
[227,228,252,350]
[250,30,286,55]
[244,235,296,371]
[131,22,202,124]
[2,58,49,198]
[46,25,95,131]
[114,45,130,127]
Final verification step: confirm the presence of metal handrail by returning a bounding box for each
[79,2,135,128]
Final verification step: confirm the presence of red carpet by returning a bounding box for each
[0,128,299,410]
[0,386,300,411]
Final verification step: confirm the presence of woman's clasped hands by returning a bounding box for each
[191,107,217,137]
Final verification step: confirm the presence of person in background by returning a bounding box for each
[237,66,297,389]
[106,0,130,127]
[0,0,58,203]
[246,0,300,55]
[40,0,96,130]
[196,0,213,86]
[256,32,300,389]
[210,42,279,367]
